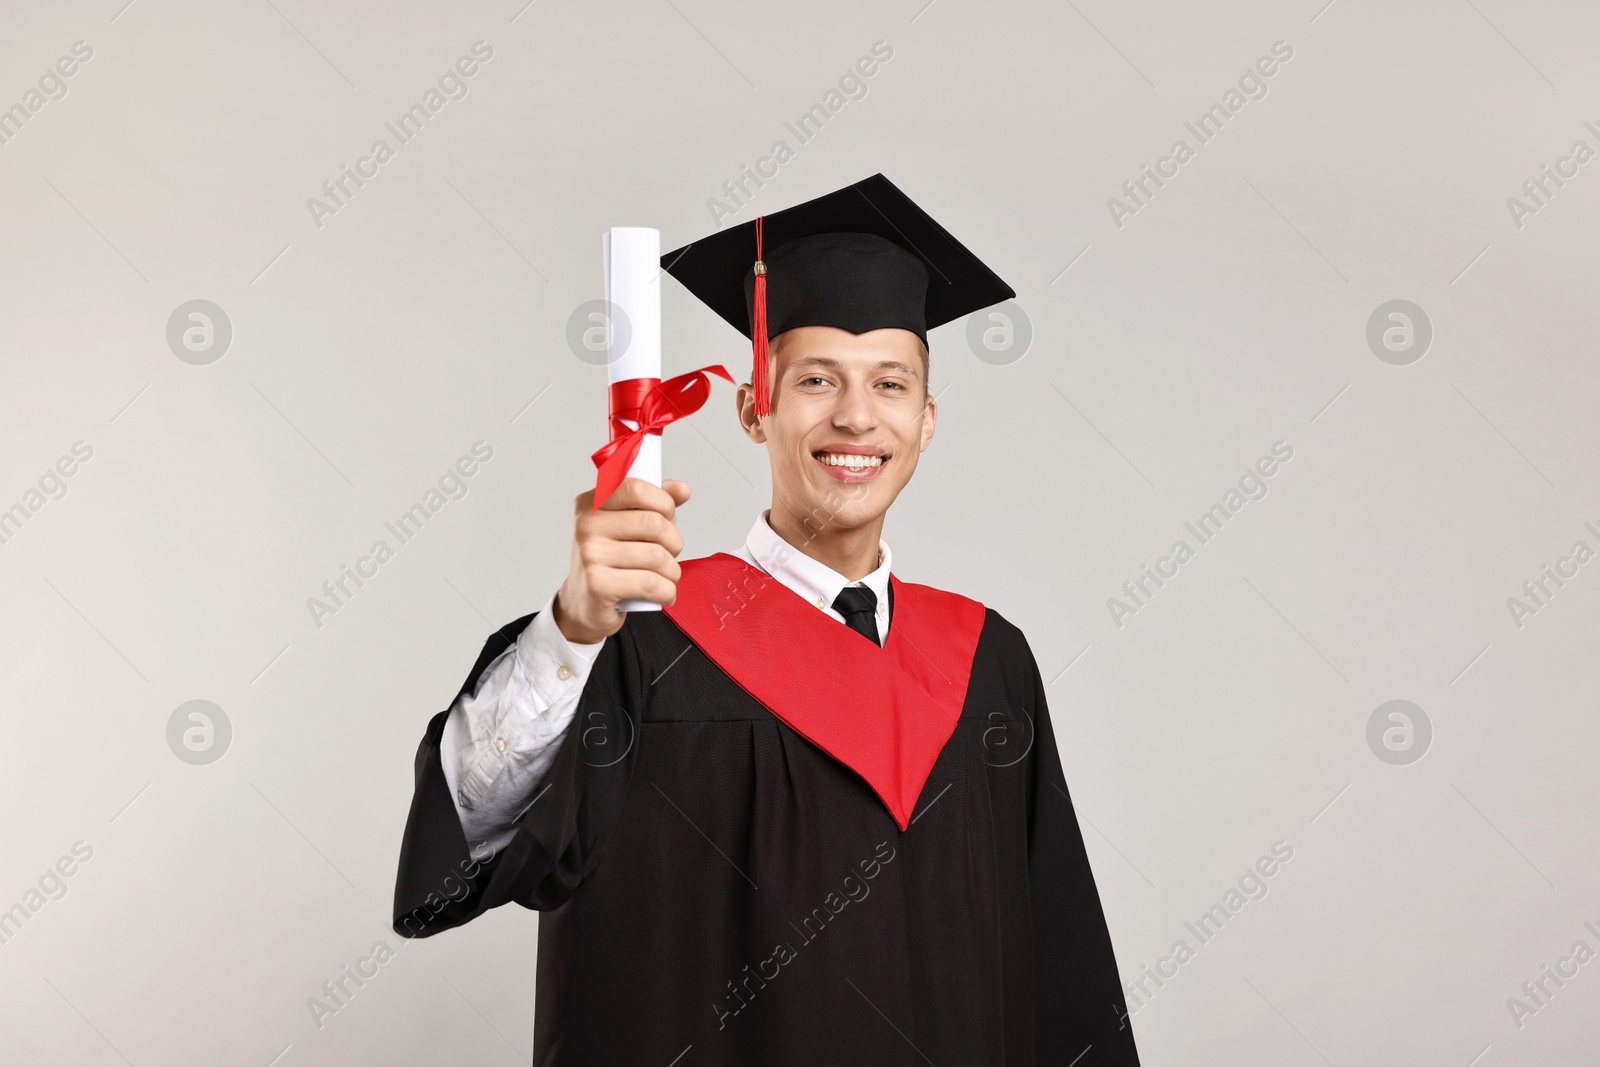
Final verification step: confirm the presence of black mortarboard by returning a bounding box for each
[661,173,1015,416]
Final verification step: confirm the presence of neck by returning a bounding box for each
[765,505,883,581]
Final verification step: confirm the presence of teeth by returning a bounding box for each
[818,452,884,468]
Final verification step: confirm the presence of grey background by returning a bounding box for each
[1,0,1596,1063]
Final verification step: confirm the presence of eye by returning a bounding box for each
[877,380,906,391]
[800,376,829,386]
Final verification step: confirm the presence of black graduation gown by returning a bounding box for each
[393,566,1142,1066]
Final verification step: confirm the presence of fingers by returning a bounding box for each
[577,507,684,556]
[566,476,690,618]
[588,565,678,607]
[578,539,682,583]
[663,478,692,506]
[597,477,679,519]
[575,478,691,516]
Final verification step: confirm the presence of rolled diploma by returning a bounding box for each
[604,226,662,613]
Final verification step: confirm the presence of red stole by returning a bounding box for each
[662,553,987,830]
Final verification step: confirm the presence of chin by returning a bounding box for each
[805,479,897,527]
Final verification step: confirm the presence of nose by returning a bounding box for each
[831,377,877,434]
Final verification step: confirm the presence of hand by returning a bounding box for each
[552,477,691,644]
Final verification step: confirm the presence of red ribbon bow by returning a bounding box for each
[590,365,734,510]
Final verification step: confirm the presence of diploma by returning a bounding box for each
[604,227,663,612]
[590,228,733,614]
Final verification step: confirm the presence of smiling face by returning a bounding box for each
[737,325,936,546]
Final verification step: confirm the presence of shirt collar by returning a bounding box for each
[737,511,893,628]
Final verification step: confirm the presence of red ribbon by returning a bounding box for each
[590,365,734,510]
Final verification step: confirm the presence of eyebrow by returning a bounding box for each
[788,356,921,375]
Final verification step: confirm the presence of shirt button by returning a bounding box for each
[556,663,574,680]
[876,603,886,614]
[816,597,828,609]
[495,737,508,753]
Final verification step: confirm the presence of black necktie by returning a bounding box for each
[832,586,880,646]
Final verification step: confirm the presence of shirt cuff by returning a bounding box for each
[516,591,605,706]
[451,593,603,810]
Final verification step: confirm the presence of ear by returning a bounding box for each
[918,391,937,453]
[736,382,767,442]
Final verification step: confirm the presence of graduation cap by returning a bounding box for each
[661,173,1015,417]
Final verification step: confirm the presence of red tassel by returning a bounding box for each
[752,215,769,418]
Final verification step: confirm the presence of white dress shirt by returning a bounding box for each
[440,512,891,853]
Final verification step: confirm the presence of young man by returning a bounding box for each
[393,175,1142,1065]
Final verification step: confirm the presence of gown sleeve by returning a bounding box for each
[1025,640,1143,1065]
[392,611,647,939]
